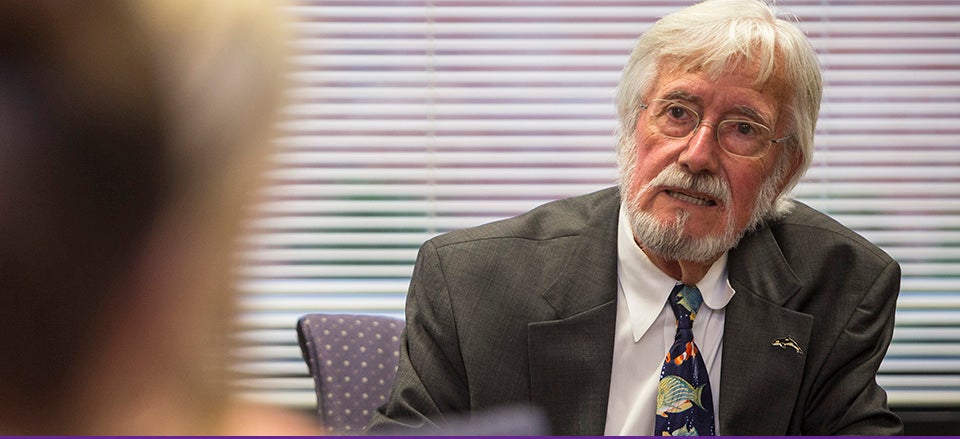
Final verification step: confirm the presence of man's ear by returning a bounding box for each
[777,147,804,194]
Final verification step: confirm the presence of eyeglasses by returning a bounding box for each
[639,99,791,158]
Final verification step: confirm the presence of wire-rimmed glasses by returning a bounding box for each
[639,99,791,158]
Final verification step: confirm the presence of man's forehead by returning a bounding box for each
[653,56,788,95]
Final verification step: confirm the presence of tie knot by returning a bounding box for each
[669,284,703,323]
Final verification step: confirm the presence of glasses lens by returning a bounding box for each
[643,100,776,158]
[650,100,699,138]
[717,120,771,157]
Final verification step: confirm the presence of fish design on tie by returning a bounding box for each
[656,375,708,417]
[662,425,699,436]
[665,341,699,365]
[655,284,714,436]
[675,287,703,319]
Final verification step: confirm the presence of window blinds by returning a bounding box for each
[233,0,960,410]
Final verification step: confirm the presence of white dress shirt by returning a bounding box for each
[603,204,736,436]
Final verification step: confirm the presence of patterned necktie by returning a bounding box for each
[655,284,716,436]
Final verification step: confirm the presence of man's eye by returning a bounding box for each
[666,105,691,120]
[734,122,757,136]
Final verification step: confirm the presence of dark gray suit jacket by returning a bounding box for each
[367,187,902,435]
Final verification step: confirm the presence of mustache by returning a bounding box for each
[642,164,731,205]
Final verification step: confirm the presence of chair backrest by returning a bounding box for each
[296,313,404,435]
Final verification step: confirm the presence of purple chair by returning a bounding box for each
[296,313,404,435]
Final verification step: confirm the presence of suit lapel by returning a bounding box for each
[529,301,617,435]
[721,224,813,435]
[529,188,620,435]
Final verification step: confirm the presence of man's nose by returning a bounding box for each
[677,122,721,174]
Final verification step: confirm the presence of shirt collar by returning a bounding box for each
[617,203,736,342]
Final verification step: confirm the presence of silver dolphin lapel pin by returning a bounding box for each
[772,336,804,355]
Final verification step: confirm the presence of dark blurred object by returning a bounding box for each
[0,0,319,434]
[297,313,405,434]
[373,404,550,436]
[897,409,960,435]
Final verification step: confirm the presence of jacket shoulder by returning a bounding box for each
[772,200,894,266]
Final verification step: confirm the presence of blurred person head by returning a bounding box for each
[0,0,314,434]
[614,0,822,263]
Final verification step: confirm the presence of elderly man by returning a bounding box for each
[367,0,902,435]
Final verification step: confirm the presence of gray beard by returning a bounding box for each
[627,207,742,263]
[621,165,783,263]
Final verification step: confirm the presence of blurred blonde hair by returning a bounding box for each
[0,0,292,434]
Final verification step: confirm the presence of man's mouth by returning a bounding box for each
[665,189,717,207]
